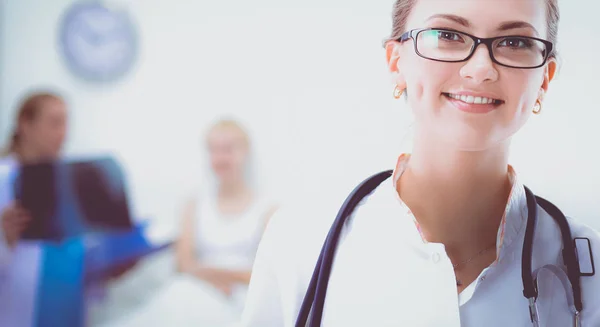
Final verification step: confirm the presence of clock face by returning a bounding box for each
[59,2,139,82]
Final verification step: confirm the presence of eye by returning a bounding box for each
[437,30,465,42]
[498,37,533,49]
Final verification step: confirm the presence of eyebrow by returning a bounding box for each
[426,14,470,27]
[426,14,539,36]
[498,21,539,36]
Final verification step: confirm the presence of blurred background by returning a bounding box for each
[0,0,599,326]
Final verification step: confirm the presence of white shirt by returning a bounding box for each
[194,192,274,311]
[239,155,600,327]
[194,192,272,271]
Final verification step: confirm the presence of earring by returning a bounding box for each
[393,85,404,99]
[533,100,542,114]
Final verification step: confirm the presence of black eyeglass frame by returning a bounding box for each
[397,28,554,69]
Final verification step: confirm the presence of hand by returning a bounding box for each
[1,202,30,248]
[192,266,235,297]
[210,279,234,297]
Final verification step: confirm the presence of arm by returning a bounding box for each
[0,219,11,271]
[175,198,199,273]
[174,198,242,295]
[193,267,253,285]
[0,203,30,270]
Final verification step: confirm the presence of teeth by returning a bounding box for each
[447,93,499,105]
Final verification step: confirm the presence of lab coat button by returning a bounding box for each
[432,252,441,263]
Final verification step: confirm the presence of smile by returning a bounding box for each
[442,92,505,114]
[442,93,504,105]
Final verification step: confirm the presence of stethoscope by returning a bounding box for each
[295,170,591,327]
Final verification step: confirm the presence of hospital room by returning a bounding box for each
[1,0,599,326]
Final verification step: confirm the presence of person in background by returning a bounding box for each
[108,118,277,327]
[176,118,277,300]
[0,91,136,327]
[0,91,74,327]
[0,91,67,260]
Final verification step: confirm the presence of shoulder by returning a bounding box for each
[244,198,340,325]
[564,218,600,268]
[255,194,344,281]
[260,202,332,259]
[536,205,600,270]
[566,217,600,241]
[566,218,600,276]
[257,175,390,271]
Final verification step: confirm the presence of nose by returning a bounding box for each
[459,44,499,84]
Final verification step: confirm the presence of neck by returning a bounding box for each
[218,179,250,199]
[398,137,512,255]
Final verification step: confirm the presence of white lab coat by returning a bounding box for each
[239,162,600,327]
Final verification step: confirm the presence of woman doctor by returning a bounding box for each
[239,0,600,326]
[0,91,73,327]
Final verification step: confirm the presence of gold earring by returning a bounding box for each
[533,100,542,114]
[393,85,403,99]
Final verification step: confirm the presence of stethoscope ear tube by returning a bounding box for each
[295,244,325,326]
[522,186,539,303]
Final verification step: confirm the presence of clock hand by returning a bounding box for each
[76,20,103,45]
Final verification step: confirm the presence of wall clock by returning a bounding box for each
[59,1,139,82]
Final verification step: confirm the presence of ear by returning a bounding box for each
[385,41,407,90]
[540,58,557,94]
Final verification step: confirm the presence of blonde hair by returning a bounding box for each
[202,118,257,191]
[206,118,250,149]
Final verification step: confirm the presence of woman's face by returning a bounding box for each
[207,127,248,184]
[387,0,557,151]
[21,99,68,159]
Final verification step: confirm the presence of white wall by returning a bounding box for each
[1,0,599,231]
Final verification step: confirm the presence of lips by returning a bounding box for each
[442,92,505,114]
[442,92,504,105]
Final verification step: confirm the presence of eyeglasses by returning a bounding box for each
[397,28,554,69]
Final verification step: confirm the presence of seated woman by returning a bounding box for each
[176,118,278,308]
[109,118,277,327]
